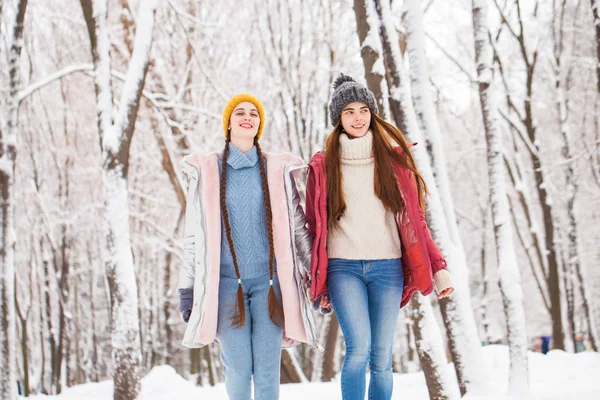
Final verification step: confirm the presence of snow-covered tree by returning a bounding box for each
[353,0,391,120]
[3,0,600,395]
[411,294,460,400]
[370,0,490,395]
[492,0,566,350]
[403,0,461,243]
[472,0,529,393]
[552,0,599,352]
[1,1,28,399]
[79,0,158,398]
[592,0,600,161]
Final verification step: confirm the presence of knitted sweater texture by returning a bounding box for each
[218,144,271,278]
[327,131,402,260]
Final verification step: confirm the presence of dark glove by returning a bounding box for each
[178,288,194,323]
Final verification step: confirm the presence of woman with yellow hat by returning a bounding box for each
[177,94,319,399]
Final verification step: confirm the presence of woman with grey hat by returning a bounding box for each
[304,74,454,399]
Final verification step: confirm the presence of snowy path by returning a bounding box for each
[25,346,600,400]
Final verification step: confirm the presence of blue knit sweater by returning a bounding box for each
[218,144,272,279]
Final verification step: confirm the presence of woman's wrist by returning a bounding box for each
[433,269,453,295]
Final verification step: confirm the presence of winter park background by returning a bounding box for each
[1,0,600,399]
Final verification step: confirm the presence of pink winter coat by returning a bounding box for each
[179,151,319,349]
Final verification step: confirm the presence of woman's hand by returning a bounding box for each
[433,269,453,300]
[178,288,194,323]
[320,295,332,311]
[437,287,454,299]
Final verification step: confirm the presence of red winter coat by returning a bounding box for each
[305,148,448,308]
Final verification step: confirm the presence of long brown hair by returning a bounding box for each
[219,134,285,329]
[325,112,428,230]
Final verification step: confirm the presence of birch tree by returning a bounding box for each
[1,1,28,399]
[79,0,158,398]
[472,0,529,393]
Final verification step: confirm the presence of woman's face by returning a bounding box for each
[229,101,260,141]
[340,102,371,138]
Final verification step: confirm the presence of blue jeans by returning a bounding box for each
[217,273,283,400]
[327,258,404,400]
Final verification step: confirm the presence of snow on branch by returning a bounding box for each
[112,0,159,151]
[18,64,94,102]
[497,107,539,157]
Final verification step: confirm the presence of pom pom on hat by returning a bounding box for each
[222,93,266,140]
[332,73,356,90]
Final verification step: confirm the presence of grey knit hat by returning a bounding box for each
[329,73,378,125]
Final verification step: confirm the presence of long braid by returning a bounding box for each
[220,134,246,328]
[255,137,285,328]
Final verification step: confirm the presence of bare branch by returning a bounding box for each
[498,107,539,157]
[18,64,94,102]
[425,31,476,82]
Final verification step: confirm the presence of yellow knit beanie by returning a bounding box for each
[222,93,266,140]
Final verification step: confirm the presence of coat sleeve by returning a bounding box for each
[399,144,448,275]
[304,164,331,313]
[179,162,198,289]
[290,170,313,274]
[305,165,317,239]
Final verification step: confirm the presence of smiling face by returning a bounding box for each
[340,102,371,138]
[228,101,261,141]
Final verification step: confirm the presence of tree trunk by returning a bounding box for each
[321,313,340,382]
[43,255,58,394]
[280,348,306,384]
[562,256,577,350]
[190,348,201,375]
[204,346,216,386]
[554,11,599,350]
[411,294,459,400]
[503,143,551,312]
[403,0,461,242]
[537,171,564,351]
[575,258,599,351]
[163,253,173,366]
[15,287,30,397]
[73,272,83,385]
[479,208,492,344]
[353,0,390,120]
[372,0,488,394]
[87,249,100,383]
[495,0,565,351]
[38,246,49,394]
[1,1,28,399]
[591,0,600,175]
[406,315,416,363]
[472,0,529,393]
[54,224,70,393]
[79,0,158,398]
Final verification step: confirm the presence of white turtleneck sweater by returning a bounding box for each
[327,131,402,260]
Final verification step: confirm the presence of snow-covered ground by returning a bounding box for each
[25,346,600,400]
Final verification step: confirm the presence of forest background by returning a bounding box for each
[1,0,599,399]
